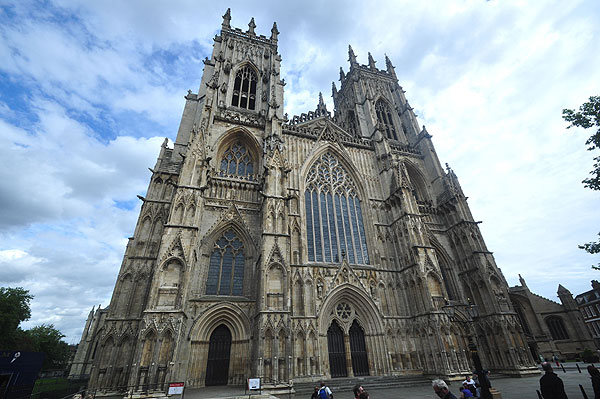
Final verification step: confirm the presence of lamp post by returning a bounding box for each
[442,302,491,399]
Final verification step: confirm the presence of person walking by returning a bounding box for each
[540,362,568,399]
[588,365,600,399]
[352,384,364,399]
[319,381,333,399]
[433,379,458,399]
[311,386,320,399]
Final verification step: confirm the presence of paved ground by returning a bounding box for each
[183,363,597,399]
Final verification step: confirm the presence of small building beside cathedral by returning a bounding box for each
[69,10,537,394]
[508,275,594,361]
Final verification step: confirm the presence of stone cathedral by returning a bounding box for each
[70,10,537,393]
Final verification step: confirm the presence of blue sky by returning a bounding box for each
[1,0,599,343]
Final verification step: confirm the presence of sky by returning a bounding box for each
[0,0,599,344]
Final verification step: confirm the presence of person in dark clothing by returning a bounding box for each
[588,365,600,399]
[433,379,458,399]
[358,391,369,399]
[311,386,320,399]
[352,384,364,399]
[540,362,568,399]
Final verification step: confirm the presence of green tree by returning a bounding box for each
[26,324,71,370]
[563,96,600,269]
[0,287,33,349]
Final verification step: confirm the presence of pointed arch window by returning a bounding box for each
[305,152,369,264]
[546,316,569,340]
[232,65,257,110]
[375,100,398,141]
[220,141,254,177]
[205,229,245,296]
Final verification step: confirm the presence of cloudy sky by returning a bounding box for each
[1,0,599,343]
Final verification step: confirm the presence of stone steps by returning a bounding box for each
[293,375,432,396]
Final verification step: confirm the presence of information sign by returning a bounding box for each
[168,382,185,395]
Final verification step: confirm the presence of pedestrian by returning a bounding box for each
[462,375,477,397]
[319,381,333,399]
[459,384,474,398]
[358,391,369,399]
[540,362,568,399]
[432,379,458,399]
[352,384,364,399]
[552,353,560,367]
[311,386,320,399]
[588,365,600,399]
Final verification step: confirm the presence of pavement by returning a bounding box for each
[180,362,597,399]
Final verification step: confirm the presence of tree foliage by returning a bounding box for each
[563,96,600,268]
[26,324,71,370]
[0,287,70,370]
[0,287,33,349]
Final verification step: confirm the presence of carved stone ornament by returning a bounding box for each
[263,133,284,154]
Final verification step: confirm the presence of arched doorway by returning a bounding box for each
[205,325,232,386]
[349,320,369,376]
[327,321,347,377]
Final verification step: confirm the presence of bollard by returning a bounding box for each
[577,363,581,373]
[561,363,566,373]
[580,384,589,399]
[536,389,544,399]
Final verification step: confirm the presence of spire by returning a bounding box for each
[222,8,231,29]
[270,22,279,43]
[332,82,337,97]
[317,92,328,115]
[557,284,571,295]
[248,17,256,36]
[348,45,357,68]
[385,53,397,78]
[519,274,528,289]
[339,66,345,81]
[368,52,376,70]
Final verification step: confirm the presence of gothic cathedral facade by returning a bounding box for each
[70,10,536,391]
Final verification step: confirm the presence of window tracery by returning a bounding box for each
[375,100,397,141]
[205,229,245,296]
[546,316,569,340]
[232,65,257,110]
[220,141,254,177]
[305,152,369,264]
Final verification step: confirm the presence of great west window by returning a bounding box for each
[305,152,369,264]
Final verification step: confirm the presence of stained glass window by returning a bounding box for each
[205,229,245,296]
[305,152,369,264]
[375,100,398,141]
[232,65,257,110]
[220,141,254,177]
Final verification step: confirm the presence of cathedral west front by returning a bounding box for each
[70,10,537,393]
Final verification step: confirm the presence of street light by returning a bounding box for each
[442,302,491,399]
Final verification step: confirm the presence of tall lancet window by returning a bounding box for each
[220,141,254,177]
[232,65,257,110]
[205,229,245,296]
[305,152,369,264]
[375,100,398,141]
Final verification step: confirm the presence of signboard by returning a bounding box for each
[168,382,184,395]
[248,378,261,390]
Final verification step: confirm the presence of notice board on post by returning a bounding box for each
[248,378,260,390]
[168,382,184,396]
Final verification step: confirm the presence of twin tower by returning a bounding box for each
[70,9,536,393]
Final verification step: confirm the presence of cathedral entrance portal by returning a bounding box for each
[349,320,369,376]
[327,321,347,377]
[205,325,232,386]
